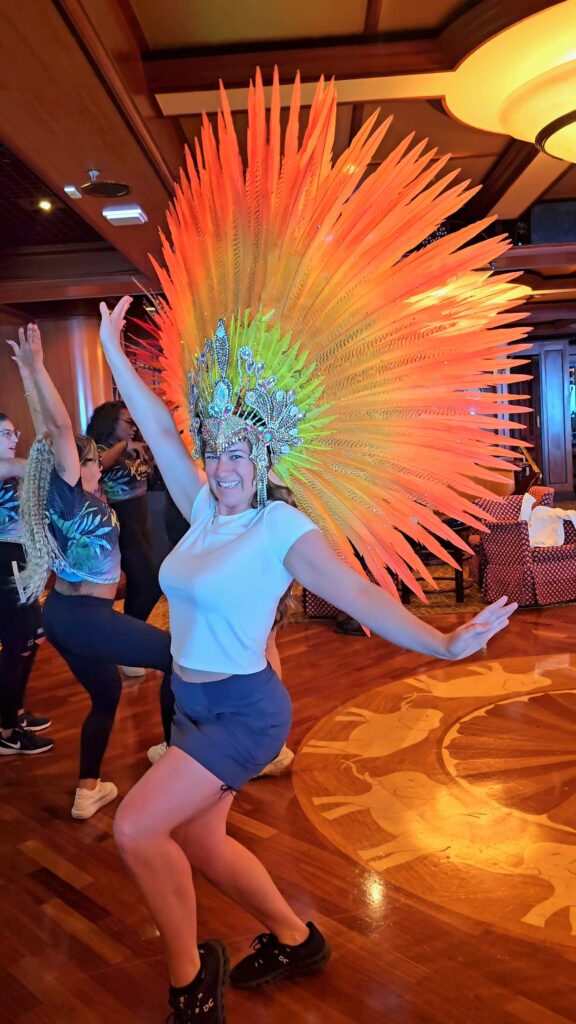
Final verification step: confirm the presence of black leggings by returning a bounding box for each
[0,543,42,730]
[111,494,162,621]
[43,590,172,779]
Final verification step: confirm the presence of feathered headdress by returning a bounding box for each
[143,68,531,599]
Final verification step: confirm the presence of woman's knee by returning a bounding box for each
[113,798,161,855]
[87,673,122,713]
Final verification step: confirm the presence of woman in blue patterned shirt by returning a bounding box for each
[10,324,172,820]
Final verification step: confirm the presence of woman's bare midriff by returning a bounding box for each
[54,578,118,599]
[174,661,232,683]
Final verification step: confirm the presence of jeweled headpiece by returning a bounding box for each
[188,314,318,508]
[145,68,531,598]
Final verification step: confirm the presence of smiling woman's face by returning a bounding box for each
[204,438,257,514]
[0,418,18,460]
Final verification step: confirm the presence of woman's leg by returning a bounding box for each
[0,590,40,732]
[114,496,162,622]
[173,802,308,944]
[113,747,307,986]
[43,592,172,783]
[49,639,122,782]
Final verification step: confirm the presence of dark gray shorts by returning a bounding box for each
[170,663,292,791]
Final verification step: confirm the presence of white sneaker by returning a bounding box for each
[71,779,118,820]
[253,745,295,778]
[118,665,146,677]
[147,740,168,765]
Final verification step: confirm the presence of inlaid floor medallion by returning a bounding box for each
[293,655,576,945]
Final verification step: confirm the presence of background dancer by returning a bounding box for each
[0,382,52,756]
[12,324,171,819]
[87,401,161,636]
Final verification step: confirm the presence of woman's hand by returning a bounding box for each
[127,439,150,462]
[441,596,518,660]
[99,296,132,352]
[6,323,44,376]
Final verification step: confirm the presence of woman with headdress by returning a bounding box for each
[96,69,528,1022]
[12,324,172,819]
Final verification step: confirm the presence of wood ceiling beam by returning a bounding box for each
[143,1,561,95]
[494,243,576,271]
[348,0,384,147]
[59,0,186,182]
[144,38,449,94]
[464,140,539,220]
[0,275,150,305]
[0,243,151,304]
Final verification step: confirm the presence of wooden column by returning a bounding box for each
[0,316,113,452]
[532,338,573,496]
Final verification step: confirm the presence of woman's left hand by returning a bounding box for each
[99,296,132,352]
[6,322,44,375]
[442,595,518,660]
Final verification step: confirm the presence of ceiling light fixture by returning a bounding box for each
[102,204,148,225]
[444,2,576,164]
[38,199,53,212]
[82,168,131,198]
[63,184,82,199]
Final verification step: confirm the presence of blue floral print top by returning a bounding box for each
[97,444,149,503]
[0,477,24,544]
[47,470,121,584]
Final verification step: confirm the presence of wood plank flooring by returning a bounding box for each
[1,605,576,1023]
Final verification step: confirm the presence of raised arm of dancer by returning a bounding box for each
[5,326,47,438]
[7,324,80,486]
[285,530,517,661]
[99,297,203,521]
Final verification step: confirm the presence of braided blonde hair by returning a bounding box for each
[19,433,97,602]
[19,436,63,601]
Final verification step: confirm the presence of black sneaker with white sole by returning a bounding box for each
[0,726,54,755]
[167,940,228,1023]
[229,921,330,989]
[18,710,52,732]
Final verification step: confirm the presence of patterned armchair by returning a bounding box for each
[472,487,576,607]
[468,488,553,591]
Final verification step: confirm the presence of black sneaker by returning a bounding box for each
[167,940,228,1023]
[229,921,330,989]
[18,710,52,732]
[0,727,54,756]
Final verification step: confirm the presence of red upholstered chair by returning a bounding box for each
[468,487,554,591]
[476,489,576,607]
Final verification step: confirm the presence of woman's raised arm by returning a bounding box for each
[6,324,80,486]
[99,297,204,521]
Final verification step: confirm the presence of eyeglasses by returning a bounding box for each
[0,429,20,441]
[82,456,103,469]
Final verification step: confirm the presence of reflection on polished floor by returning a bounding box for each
[1,607,576,1023]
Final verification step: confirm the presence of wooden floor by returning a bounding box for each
[1,605,576,1023]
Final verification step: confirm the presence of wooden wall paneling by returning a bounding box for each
[532,338,573,495]
[0,318,113,453]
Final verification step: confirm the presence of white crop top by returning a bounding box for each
[159,485,318,675]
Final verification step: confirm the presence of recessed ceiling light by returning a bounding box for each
[63,185,82,199]
[102,204,147,225]
[38,199,53,212]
